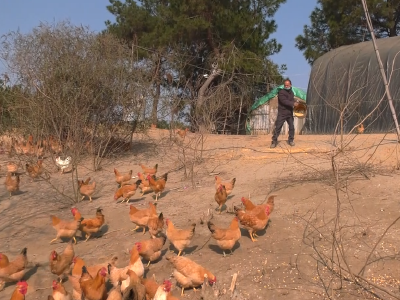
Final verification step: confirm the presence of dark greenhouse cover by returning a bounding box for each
[304,36,400,134]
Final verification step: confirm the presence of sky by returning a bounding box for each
[0,0,317,92]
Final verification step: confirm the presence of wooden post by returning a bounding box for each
[237,96,243,135]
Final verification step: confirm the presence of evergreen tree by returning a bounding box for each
[105,0,286,126]
[296,0,400,64]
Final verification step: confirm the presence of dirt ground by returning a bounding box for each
[2,130,400,299]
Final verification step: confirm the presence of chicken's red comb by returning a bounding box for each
[100,267,107,276]
[17,281,28,287]
[163,279,172,285]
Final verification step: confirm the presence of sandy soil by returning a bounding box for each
[1,130,400,299]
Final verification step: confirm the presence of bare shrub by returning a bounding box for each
[286,45,400,300]
[0,21,148,202]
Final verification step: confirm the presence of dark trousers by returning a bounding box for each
[272,113,294,142]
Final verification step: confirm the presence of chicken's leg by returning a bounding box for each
[50,237,58,244]
[155,194,158,202]
[177,250,182,256]
[219,205,222,215]
[253,232,259,238]
[222,251,226,257]
[142,226,146,234]
[146,261,151,267]
[249,230,257,242]
[181,287,185,296]
[81,195,85,201]
[84,234,91,242]
[73,236,77,244]
[89,196,93,202]
[131,225,140,232]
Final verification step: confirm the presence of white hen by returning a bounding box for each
[55,156,72,174]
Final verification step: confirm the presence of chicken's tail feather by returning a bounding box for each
[207,221,215,234]
[50,215,59,226]
[20,247,27,256]
[161,172,168,182]
[191,223,196,233]
[231,178,236,188]
[267,195,276,204]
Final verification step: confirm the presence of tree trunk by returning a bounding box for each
[151,55,162,125]
[151,83,160,125]
[196,70,221,109]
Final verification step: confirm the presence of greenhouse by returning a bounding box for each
[304,36,400,134]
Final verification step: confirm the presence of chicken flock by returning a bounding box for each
[2,135,276,300]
